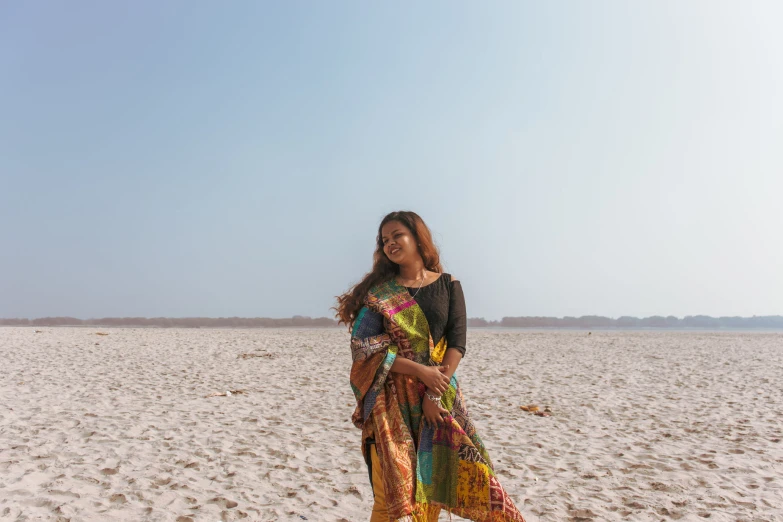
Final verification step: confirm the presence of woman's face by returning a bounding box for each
[380,220,419,265]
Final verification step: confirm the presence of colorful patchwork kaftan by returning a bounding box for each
[350,279,527,521]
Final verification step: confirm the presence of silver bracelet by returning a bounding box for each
[425,391,442,404]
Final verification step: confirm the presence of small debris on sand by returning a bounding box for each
[521,404,552,417]
[237,352,276,359]
[204,390,246,398]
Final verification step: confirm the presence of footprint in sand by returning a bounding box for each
[208,497,238,509]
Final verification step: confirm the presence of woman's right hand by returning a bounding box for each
[418,364,450,395]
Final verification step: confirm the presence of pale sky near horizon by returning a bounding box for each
[1,1,781,321]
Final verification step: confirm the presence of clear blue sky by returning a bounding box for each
[1,1,781,320]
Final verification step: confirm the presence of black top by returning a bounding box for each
[404,273,467,357]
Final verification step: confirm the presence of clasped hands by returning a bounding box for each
[418,364,451,428]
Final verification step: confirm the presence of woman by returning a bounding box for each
[335,211,526,522]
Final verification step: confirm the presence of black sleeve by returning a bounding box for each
[445,279,467,357]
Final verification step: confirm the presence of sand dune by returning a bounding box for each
[1,327,781,521]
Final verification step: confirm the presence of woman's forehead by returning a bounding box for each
[381,221,407,237]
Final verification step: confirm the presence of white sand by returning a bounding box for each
[1,327,781,521]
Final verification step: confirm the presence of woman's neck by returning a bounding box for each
[398,262,427,282]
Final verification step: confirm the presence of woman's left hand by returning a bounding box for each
[422,394,450,429]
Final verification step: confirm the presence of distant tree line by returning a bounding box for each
[2,315,781,329]
[0,315,338,328]
[468,315,783,329]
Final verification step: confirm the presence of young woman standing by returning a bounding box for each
[335,211,526,522]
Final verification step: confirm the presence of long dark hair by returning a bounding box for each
[334,211,443,329]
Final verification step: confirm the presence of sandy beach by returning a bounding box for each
[1,327,781,521]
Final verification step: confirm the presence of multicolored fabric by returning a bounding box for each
[350,279,527,522]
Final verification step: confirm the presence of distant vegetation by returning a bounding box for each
[468,315,783,329]
[1,315,782,329]
[0,316,337,328]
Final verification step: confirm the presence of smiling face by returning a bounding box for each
[380,220,420,265]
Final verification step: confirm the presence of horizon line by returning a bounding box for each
[2,314,783,321]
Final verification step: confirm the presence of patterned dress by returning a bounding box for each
[349,276,527,521]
